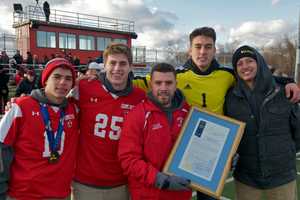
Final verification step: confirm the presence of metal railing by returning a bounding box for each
[0,63,151,77]
[0,34,16,56]
[13,5,135,33]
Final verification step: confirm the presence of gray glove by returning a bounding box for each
[155,172,190,190]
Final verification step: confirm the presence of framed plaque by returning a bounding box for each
[163,107,245,198]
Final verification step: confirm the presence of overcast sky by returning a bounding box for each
[0,0,299,50]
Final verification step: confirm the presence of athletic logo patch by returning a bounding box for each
[177,117,184,127]
[90,97,99,103]
[184,84,192,89]
[32,111,40,116]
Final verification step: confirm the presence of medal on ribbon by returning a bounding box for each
[40,104,65,164]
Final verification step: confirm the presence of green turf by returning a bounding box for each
[191,153,300,200]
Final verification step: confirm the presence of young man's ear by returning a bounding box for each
[44,79,48,87]
[188,48,192,57]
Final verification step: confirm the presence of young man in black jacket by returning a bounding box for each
[15,70,36,97]
[225,45,300,200]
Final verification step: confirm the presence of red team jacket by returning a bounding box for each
[74,79,145,187]
[118,98,192,200]
[0,96,79,200]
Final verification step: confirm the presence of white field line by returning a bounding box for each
[221,197,232,200]
[191,176,234,198]
[225,177,234,183]
[192,191,196,196]
[192,192,232,200]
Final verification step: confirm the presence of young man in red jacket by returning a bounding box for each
[71,43,145,200]
[0,58,79,200]
[119,63,192,200]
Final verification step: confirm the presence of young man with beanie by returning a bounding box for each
[118,63,192,200]
[225,45,300,200]
[71,43,145,200]
[0,58,79,200]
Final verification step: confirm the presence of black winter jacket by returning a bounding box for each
[225,46,300,189]
[15,78,36,97]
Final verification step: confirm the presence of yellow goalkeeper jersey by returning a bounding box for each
[176,69,235,114]
[133,60,235,114]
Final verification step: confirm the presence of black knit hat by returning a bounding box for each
[232,45,257,68]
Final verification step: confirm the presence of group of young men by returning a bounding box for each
[0,26,299,200]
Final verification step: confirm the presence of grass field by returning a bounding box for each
[192,152,300,200]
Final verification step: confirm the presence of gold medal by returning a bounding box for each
[48,151,60,164]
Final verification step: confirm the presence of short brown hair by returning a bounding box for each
[189,27,216,44]
[103,43,133,65]
[150,63,176,79]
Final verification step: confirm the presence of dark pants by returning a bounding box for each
[45,14,49,22]
[0,86,8,114]
[197,191,217,200]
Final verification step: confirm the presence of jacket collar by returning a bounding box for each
[31,89,68,109]
[99,72,133,97]
[145,89,185,112]
[183,58,220,75]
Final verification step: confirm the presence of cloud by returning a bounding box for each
[0,6,14,34]
[228,19,296,47]
[134,29,187,50]
[0,0,72,6]
[53,0,181,48]
[271,0,281,6]
[0,0,183,49]
[0,0,73,34]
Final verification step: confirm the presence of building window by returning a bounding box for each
[113,38,127,45]
[37,31,56,48]
[59,33,76,49]
[79,35,95,50]
[97,37,112,51]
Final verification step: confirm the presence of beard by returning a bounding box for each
[157,91,172,106]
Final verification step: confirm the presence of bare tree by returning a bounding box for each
[262,35,296,77]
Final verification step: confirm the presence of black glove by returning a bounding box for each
[155,172,190,190]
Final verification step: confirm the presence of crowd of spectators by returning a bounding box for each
[0,49,103,114]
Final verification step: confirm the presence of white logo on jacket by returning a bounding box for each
[32,111,40,116]
[177,117,184,127]
[65,114,75,128]
[67,120,73,128]
[152,123,163,130]
[90,97,99,103]
[121,103,134,110]
[65,114,75,121]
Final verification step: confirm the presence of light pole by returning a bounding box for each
[295,7,300,83]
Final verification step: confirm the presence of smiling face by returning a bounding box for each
[236,57,258,89]
[44,67,73,104]
[189,35,216,71]
[150,71,177,108]
[104,53,131,91]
